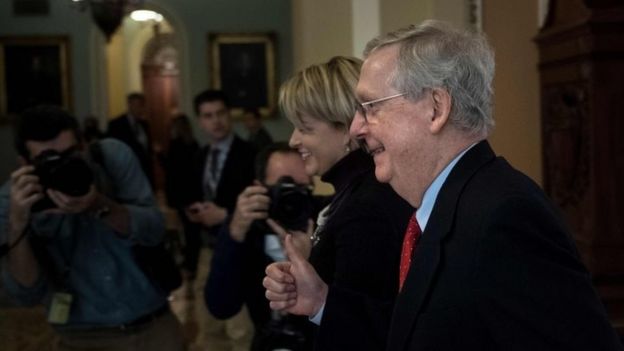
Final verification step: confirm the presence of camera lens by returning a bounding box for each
[268,177,313,231]
[31,149,94,212]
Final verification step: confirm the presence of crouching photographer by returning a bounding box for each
[0,106,185,351]
[205,142,319,351]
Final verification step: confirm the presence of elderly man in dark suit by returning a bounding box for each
[107,92,154,185]
[351,20,623,351]
[264,20,623,351]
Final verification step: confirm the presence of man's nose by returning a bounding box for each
[349,112,367,139]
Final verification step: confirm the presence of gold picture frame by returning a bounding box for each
[208,32,276,118]
[0,36,71,122]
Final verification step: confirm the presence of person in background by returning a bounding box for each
[107,92,155,186]
[163,114,200,280]
[263,56,413,351]
[205,142,314,351]
[243,107,273,152]
[186,90,256,248]
[188,89,256,350]
[1,105,185,351]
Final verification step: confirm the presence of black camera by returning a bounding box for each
[267,176,314,232]
[31,148,94,212]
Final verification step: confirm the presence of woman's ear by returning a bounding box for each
[429,88,452,134]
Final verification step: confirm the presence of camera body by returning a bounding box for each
[267,176,314,231]
[31,149,94,212]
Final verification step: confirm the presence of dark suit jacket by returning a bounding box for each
[189,135,256,214]
[388,141,622,351]
[107,114,154,185]
[164,138,199,208]
[310,149,413,351]
[248,127,273,153]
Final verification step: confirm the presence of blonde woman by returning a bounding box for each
[264,56,413,350]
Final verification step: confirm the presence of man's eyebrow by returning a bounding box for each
[355,87,377,102]
[355,92,371,103]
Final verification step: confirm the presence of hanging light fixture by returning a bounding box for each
[130,9,163,22]
[69,0,144,41]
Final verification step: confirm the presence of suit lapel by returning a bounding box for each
[388,140,497,350]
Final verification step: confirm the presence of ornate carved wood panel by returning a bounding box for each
[536,0,624,334]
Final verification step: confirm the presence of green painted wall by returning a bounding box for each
[0,0,294,182]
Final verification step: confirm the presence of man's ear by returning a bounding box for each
[429,88,452,134]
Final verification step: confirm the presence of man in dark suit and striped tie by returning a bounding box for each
[183,90,256,275]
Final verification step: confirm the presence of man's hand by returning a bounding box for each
[46,185,99,214]
[7,165,43,287]
[186,201,227,227]
[229,185,270,242]
[263,234,328,316]
[266,218,313,260]
[9,165,43,234]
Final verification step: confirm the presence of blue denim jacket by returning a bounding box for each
[1,138,167,329]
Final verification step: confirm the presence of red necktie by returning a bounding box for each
[399,215,421,292]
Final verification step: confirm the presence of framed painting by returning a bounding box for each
[208,32,276,117]
[0,36,71,122]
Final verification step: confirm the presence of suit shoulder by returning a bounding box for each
[107,114,126,126]
[467,157,546,203]
[234,136,256,152]
[230,137,256,161]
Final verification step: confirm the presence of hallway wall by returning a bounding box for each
[484,0,542,184]
[0,0,543,185]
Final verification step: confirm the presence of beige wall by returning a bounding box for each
[288,0,544,187]
[292,0,353,71]
[106,35,126,118]
[380,0,432,34]
[483,0,542,184]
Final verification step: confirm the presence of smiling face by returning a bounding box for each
[350,44,439,207]
[288,114,350,177]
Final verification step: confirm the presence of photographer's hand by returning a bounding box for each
[188,201,227,227]
[7,165,43,287]
[230,185,270,242]
[263,234,328,316]
[9,165,43,233]
[47,187,131,235]
[46,185,98,214]
[266,218,313,260]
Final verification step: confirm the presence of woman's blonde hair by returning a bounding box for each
[279,56,362,131]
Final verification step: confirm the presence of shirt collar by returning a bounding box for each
[211,133,234,154]
[416,143,477,231]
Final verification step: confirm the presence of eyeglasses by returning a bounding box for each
[355,92,406,123]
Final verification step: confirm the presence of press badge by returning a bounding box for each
[48,292,73,324]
